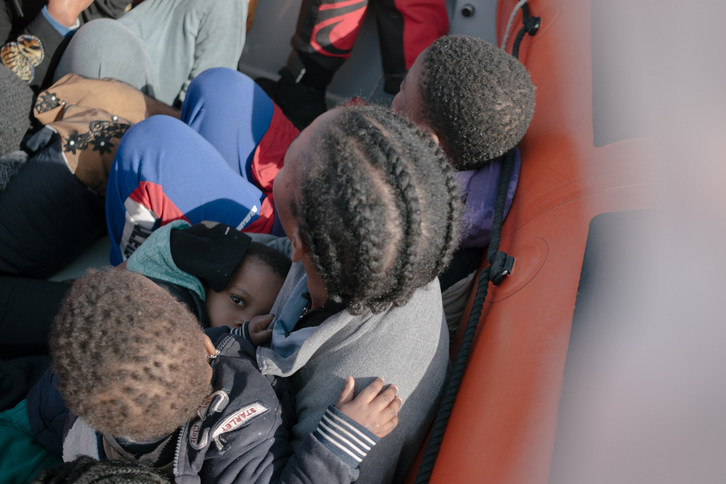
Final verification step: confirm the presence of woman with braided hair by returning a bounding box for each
[273,105,461,314]
[256,104,462,484]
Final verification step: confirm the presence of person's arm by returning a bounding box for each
[10,0,91,90]
[44,0,92,29]
[265,281,450,484]
[240,314,274,346]
[196,371,400,484]
[274,377,400,484]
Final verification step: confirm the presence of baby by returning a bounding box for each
[40,268,400,483]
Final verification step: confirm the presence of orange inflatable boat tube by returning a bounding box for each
[406,0,655,482]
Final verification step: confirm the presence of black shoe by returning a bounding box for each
[256,69,327,130]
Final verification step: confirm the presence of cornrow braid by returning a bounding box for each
[49,269,213,442]
[353,110,424,305]
[420,35,535,170]
[297,105,463,314]
[429,134,463,278]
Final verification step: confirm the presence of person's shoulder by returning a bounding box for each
[394,279,444,311]
[193,335,281,442]
[176,362,283,481]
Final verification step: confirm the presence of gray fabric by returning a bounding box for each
[53,18,156,97]
[247,233,293,258]
[258,262,450,484]
[268,275,316,358]
[63,416,101,462]
[0,63,33,156]
[53,0,248,106]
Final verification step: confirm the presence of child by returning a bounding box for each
[393,34,535,173]
[125,220,291,335]
[392,34,536,329]
[37,268,401,483]
[393,34,534,250]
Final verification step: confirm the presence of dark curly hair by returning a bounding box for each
[31,455,171,484]
[246,241,291,280]
[420,35,536,170]
[297,105,463,314]
[49,269,213,441]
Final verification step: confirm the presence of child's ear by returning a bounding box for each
[424,127,439,146]
[289,227,306,263]
[202,334,216,356]
[415,118,439,146]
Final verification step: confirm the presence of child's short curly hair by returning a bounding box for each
[49,268,213,441]
[246,241,292,280]
[420,35,536,170]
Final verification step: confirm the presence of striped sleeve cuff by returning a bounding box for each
[230,323,252,342]
[313,405,380,469]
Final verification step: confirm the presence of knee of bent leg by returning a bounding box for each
[54,19,151,91]
[114,116,185,167]
[187,67,253,98]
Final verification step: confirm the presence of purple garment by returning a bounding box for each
[457,148,521,248]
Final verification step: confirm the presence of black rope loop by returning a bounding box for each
[513,27,528,59]
[512,3,541,60]
[489,250,515,285]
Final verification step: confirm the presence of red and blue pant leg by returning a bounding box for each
[105,68,299,265]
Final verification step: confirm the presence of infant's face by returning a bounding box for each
[205,258,284,328]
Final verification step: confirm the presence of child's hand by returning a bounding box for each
[335,376,401,438]
[248,314,273,346]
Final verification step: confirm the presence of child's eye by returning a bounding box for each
[231,295,246,308]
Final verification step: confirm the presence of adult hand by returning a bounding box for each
[46,0,95,28]
[248,313,273,346]
[336,376,402,438]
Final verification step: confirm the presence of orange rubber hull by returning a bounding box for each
[408,0,655,482]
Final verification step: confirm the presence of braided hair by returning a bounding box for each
[49,269,213,442]
[296,105,463,314]
[420,35,536,170]
[31,456,171,484]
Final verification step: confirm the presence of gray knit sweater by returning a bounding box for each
[257,261,450,484]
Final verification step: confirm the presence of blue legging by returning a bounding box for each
[106,68,295,265]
